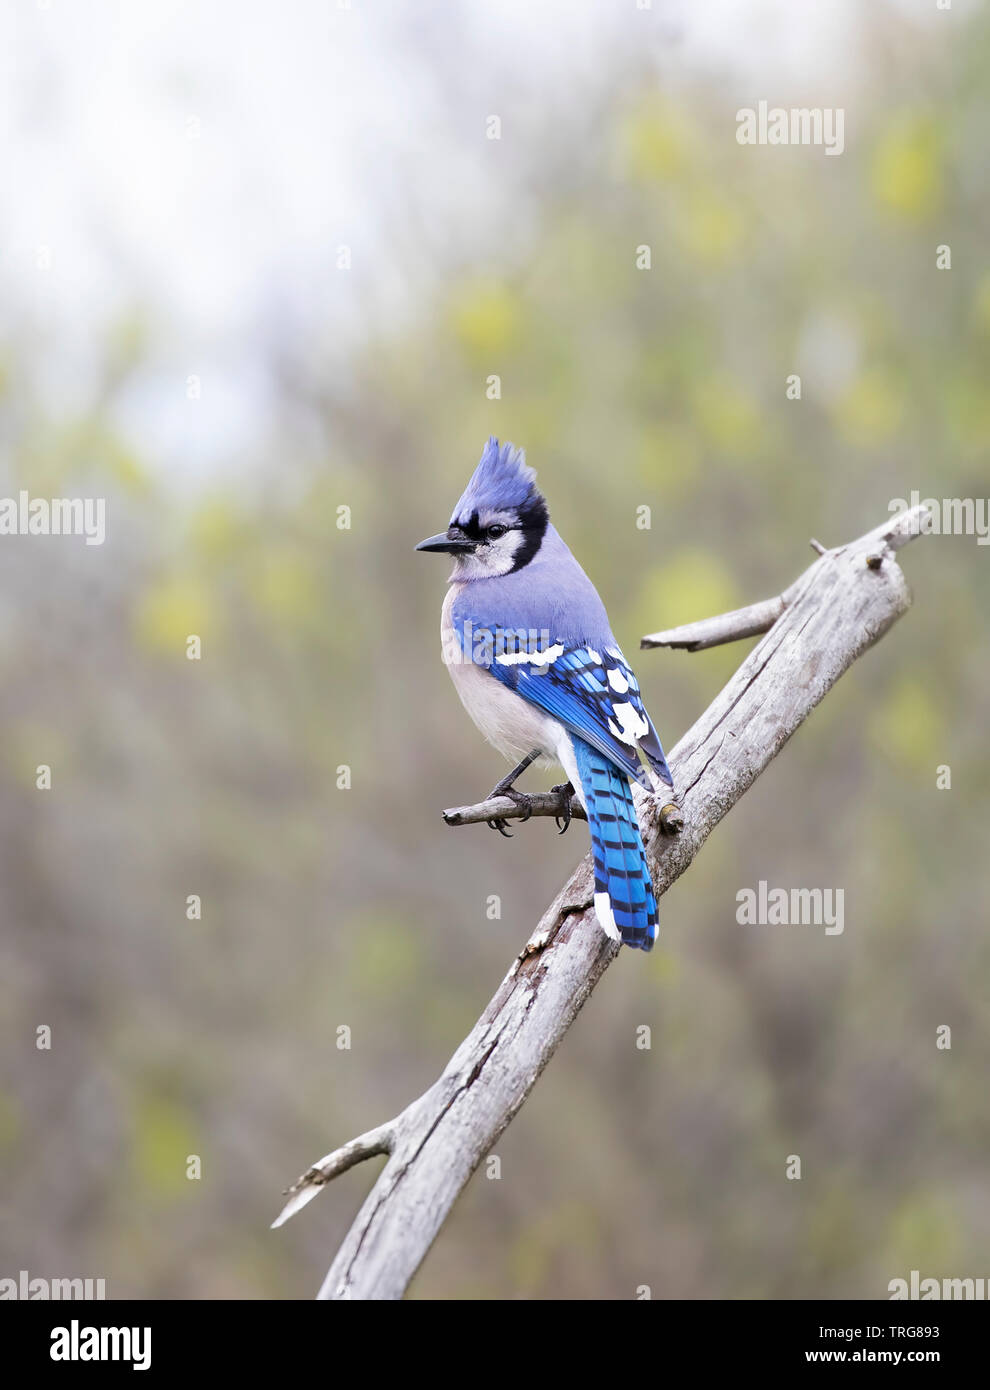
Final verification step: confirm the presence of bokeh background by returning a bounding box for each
[1,0,988,1300]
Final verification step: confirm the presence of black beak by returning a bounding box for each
[415,528,477,555]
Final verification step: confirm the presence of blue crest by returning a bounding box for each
[451,437,540,524]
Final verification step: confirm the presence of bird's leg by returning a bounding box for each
[549,782,575,835]
[486,751,540,837]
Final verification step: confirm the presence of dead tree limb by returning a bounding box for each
[274,504,928,1300]
[640,515,922,653]
[442,789,587,828]
[441,791,685,834]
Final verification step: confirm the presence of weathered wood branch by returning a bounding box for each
[641,592,793,651]
[640,507,924,652]
[274,504,928,1300]
[272,1123,395,1229]
[442,791,685,834]
[442,790,588,827]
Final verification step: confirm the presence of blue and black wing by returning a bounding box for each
[489,639,672,791]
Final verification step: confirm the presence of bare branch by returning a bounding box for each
[272,1121,396,1229]
[640,593,789,651]
[640,505,928,653]
[442,791,587,827]
[275,506,928,1299]
[442,791,684,835]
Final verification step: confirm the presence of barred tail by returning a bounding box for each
[571,736,658,952]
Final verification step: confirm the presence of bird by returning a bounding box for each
[416,436,676,952]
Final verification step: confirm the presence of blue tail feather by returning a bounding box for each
[572,736,657,952]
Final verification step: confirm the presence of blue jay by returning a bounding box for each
[417,437,675,952]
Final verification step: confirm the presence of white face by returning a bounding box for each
[449,509,527,580]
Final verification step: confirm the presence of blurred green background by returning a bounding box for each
[0,0,988,1299]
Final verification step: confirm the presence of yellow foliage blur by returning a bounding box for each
[676,191,747,267]
[189,498,243,561]
[250,550,319,625]
[692,375,765,459]
[131,1095,198,1197]
[135,574,216,653]
[834,369,905,447]
[632,548,741,636]
[449,281,522,359]
[623,101,692,181]
[872,114,941,220]
[870,676,943,772]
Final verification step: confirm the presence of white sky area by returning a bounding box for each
[0,0,959,485]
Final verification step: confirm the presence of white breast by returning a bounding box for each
[441,584,565,768]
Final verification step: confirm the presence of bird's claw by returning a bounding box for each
[485,786,533,835]
[550,782,574,834]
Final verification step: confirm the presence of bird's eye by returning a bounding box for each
[487,524,507,540]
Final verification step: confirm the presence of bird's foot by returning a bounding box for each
[485,786,534,837]
[549,782,575,835]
